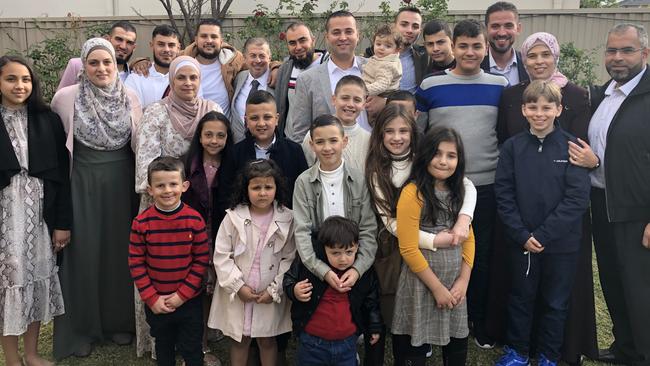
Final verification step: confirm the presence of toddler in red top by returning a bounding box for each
[129,156,210,366]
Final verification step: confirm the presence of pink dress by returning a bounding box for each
[243,207,274,336]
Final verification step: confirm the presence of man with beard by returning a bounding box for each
[125,25,181,108]
[287,11,368,143]
[480,2,528,86]
[275,22,327,138]
[583,23,650,365]
[182,18,245,116]
[57,21,137,90]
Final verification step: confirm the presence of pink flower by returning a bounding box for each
[254,10,265,17]
[403,0,412,4]
[279,32,286,40]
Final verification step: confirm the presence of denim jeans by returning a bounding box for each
[296,332,358,366]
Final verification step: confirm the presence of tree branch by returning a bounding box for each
[217,0,234,20]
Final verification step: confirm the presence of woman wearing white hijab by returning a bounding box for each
[51,37,142,360]
[133,55,222,358]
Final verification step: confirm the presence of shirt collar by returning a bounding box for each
[327,57,361,75]
[605,66,647,97]
[246,68,270,86]
[254,135,276,151]
[488,49,517,69]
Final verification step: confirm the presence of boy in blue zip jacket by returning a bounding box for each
[494,80,590,366]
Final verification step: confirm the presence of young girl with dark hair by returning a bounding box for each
[0,55,71,366]
[208,159,295,366]
[391,127,475,366]
[364,105,477,364]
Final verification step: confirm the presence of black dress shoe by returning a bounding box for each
[597,348,626,365]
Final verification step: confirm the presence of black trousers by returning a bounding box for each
[392,334,468,366]
[467,184,497,327]
[506,248,578,362]
[592,188,650,365]
[145,295,203,366]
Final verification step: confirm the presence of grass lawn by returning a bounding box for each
[3,247,616,365]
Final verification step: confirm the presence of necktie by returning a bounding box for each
[247,79,260,101]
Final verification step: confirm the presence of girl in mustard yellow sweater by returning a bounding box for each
[391,127,475,366]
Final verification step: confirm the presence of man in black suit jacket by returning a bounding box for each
[480,1,529,85]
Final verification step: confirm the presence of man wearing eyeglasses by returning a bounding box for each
[585,23,650,365]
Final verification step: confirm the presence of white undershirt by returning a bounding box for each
[198,61,230,116]
[124,65,169,108]
[319,160,345,218]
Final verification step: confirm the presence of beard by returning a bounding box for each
[153,54,172,69]
[606,61,644,85]
[197,47,220,60]
[489,37,514,54]
[116,52,132,65]
[290,49,315,69]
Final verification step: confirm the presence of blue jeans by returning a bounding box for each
[296,332,358,366]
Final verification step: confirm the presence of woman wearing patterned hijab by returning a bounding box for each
[487,32,598,365]
[133,55,222,358]
[51,37,142,360]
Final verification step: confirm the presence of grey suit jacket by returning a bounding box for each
[229,70,275,143]
[286,56,368,143]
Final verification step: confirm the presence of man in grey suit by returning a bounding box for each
[230,37,275,143]
[286,10,369,143]
[276,22,328,138]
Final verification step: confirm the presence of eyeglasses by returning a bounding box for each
[605,47,645,56]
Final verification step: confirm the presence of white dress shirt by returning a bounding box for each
[124,65,169,108]
[488,50,520,86]
[234,69,270,125]
[588,66,646,189]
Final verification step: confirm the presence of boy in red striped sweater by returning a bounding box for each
[129,157,210,366]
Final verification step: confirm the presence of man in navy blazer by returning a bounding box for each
[480,2,529,86]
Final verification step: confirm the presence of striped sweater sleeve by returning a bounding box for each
[129,217,159,307]
[176,218,210,301]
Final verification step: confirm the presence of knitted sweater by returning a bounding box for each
[129,203,210,308]
[415,70,508,186]
[362,53,403,96]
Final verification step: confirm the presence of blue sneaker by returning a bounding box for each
[495,346,530,366]
[538,354,557,366]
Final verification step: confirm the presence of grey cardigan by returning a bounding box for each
[292,162,377,280]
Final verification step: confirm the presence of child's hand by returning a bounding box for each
[164,293,185,309]
[237,285,259,303]
[450,215,471,245]
[340,268,360,289]
[370,333,380,345]
[256,290,273,304]
[293,279,313,302]
[151,296,175,314]
[432,284,457,310]
[434,231,454,249]
[449,277,469,304]
[524,236,544,253]
[324,271,350,293]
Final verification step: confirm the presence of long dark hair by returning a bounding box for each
[365,103,419,217]
[0,55,48,112]
[184,111,234,177]
[411,127,465,223]
[229,159,289,209]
